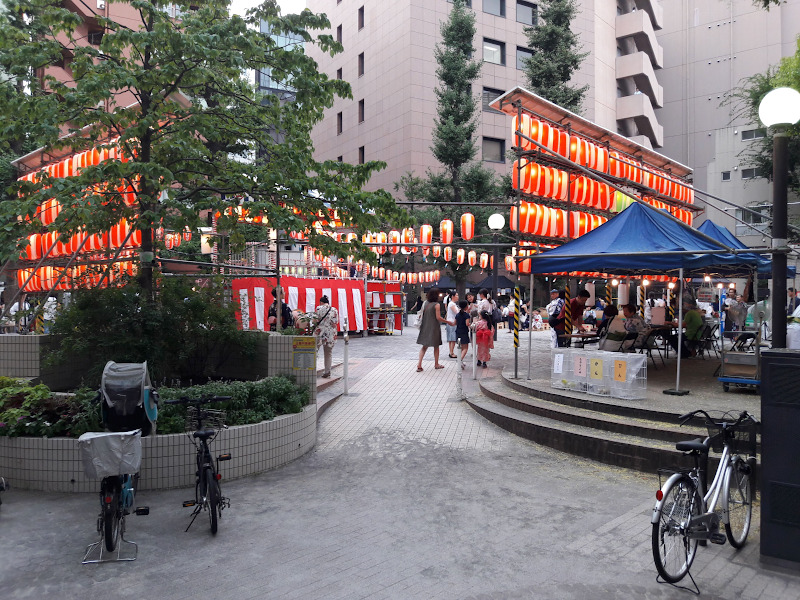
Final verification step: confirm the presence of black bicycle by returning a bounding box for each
[165,396,232,534]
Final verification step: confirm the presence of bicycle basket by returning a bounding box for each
[184,407,226,433]
[706,418,757,456]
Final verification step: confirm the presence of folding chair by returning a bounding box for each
[632,330,665,369]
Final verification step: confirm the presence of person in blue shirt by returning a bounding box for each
[455,300,472,369]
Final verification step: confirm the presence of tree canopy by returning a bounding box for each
[0,0,406,293]
[521,0,588,114]
[395,0,512,292]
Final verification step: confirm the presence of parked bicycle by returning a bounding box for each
[78,362,158,563]
[651,409,758,589]
[0,475,7,506]
[165,396,232,534]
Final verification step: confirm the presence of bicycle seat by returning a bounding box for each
[676,438,710,453]
[193,429,216,440]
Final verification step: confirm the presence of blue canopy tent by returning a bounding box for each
[527,202,763,277]
[696,219,794,278]
[527,202,769,394]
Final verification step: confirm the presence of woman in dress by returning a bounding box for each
[416,288,455,372]
[313,295,339,378]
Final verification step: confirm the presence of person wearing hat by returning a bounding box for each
[546,288,566,348]
[667,297,704,357]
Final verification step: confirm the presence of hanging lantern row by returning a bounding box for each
[510,202,608,238]
[513,114,694,205]
[17,260,138,293]
[16,138,130,186]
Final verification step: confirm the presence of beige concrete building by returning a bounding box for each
[307,0,800,251]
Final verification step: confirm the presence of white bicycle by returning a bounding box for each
[651,410,758,589]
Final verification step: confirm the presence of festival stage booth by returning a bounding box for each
[366,281,403,335]
[232,277,367,333]
[696,220,793,277]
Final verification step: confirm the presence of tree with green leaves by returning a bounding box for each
[0,0,405,298]
[728,38,800,202]
[521,0,588,114]
[395,0,511,295]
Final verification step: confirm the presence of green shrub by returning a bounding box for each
[0,381,101,438]
[45,276,255,385]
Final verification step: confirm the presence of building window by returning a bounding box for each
[741,128,766,141]
[358,146,365,164]
[482,87,504,112]
[735,206,770,236]
[358,6,364,29]
[336,67,342,80]
[484,0,505,17]
[482,137,505,162]
[483,38,505,65]
[741,167,760,180]
[721,171,731,181]
[358,52,364,76]
[517,0,536,25]
[337,111,343,135]
[88,31,104,45]
[336,24,342,43]
[358,99,365,123]
[516,46,533,70]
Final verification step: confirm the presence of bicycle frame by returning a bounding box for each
[651,443,734,532]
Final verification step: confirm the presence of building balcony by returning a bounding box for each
[616,10,663,69]
[616,51,663,108]
[617,93,664,148]
[633,0,663,31]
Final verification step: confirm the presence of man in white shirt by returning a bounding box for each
[445,292,460,358]
[8,293,31,333]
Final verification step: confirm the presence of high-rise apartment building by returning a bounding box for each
[307,0,800,249]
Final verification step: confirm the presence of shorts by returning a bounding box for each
[445,323,457,342]
[458,334,470,345]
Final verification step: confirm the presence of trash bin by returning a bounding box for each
[760,349,800,565]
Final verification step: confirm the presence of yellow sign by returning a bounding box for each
[292,337,316,370]
[614,360,627,382]
[590,358,603,380]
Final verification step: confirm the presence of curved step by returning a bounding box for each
[480,377,704,444]
[466,394,712,475]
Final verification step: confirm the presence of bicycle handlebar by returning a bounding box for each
[164,396,231,406]
[678,409,757,427]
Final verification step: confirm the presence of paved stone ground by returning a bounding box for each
[2,325,799,599]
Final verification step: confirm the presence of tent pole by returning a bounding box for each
[528,271,534,380]
[664,267,689,396]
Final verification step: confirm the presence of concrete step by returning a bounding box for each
[465,393,700,475]
[316,374,342,393]
[479,377,705,445]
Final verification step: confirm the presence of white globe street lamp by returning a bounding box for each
[759,87,800,347]
[488,213,506,341]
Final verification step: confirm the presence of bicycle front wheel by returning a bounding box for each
[725,457,754,548]
[652,476,702,583]
[204,466,219,534]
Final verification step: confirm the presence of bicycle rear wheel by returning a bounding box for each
[652,476,702,583]
[204,466,219,534]
[725,457,753,548]
[103,488,121,552]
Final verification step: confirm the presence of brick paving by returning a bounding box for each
[2,326,799,599]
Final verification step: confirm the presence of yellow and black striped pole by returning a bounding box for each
[638,284,645,317]
[513,286,520,349]
[35,313,44,334]
[605,281,612,308]
[667,288,674,322]
[564,286,572,335]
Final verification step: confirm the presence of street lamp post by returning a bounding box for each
[759,87,800,348]
[488,213,506,342]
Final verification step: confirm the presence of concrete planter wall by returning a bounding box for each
[0,404,316,492]
[0,333,319,491]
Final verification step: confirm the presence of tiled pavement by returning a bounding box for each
[2,327,800,599]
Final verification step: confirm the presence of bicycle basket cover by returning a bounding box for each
[77,430,142,479]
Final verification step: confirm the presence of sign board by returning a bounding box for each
[614,360,627,382]
[292,337,316,370]
[553,353,564,374]
[574,355,587,378]
[590,358,604,380]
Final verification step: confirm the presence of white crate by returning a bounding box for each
[609,353,648,400]
[551,348,573,390]
[585,351,613,397]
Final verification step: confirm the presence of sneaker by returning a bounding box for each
[460,361,465,370]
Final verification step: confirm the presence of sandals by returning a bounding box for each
[448,354,457,358]
[416,366,424,372]
[434,364,445,369]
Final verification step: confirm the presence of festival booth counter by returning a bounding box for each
[232,277,367,333]
[366,281,403,335]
